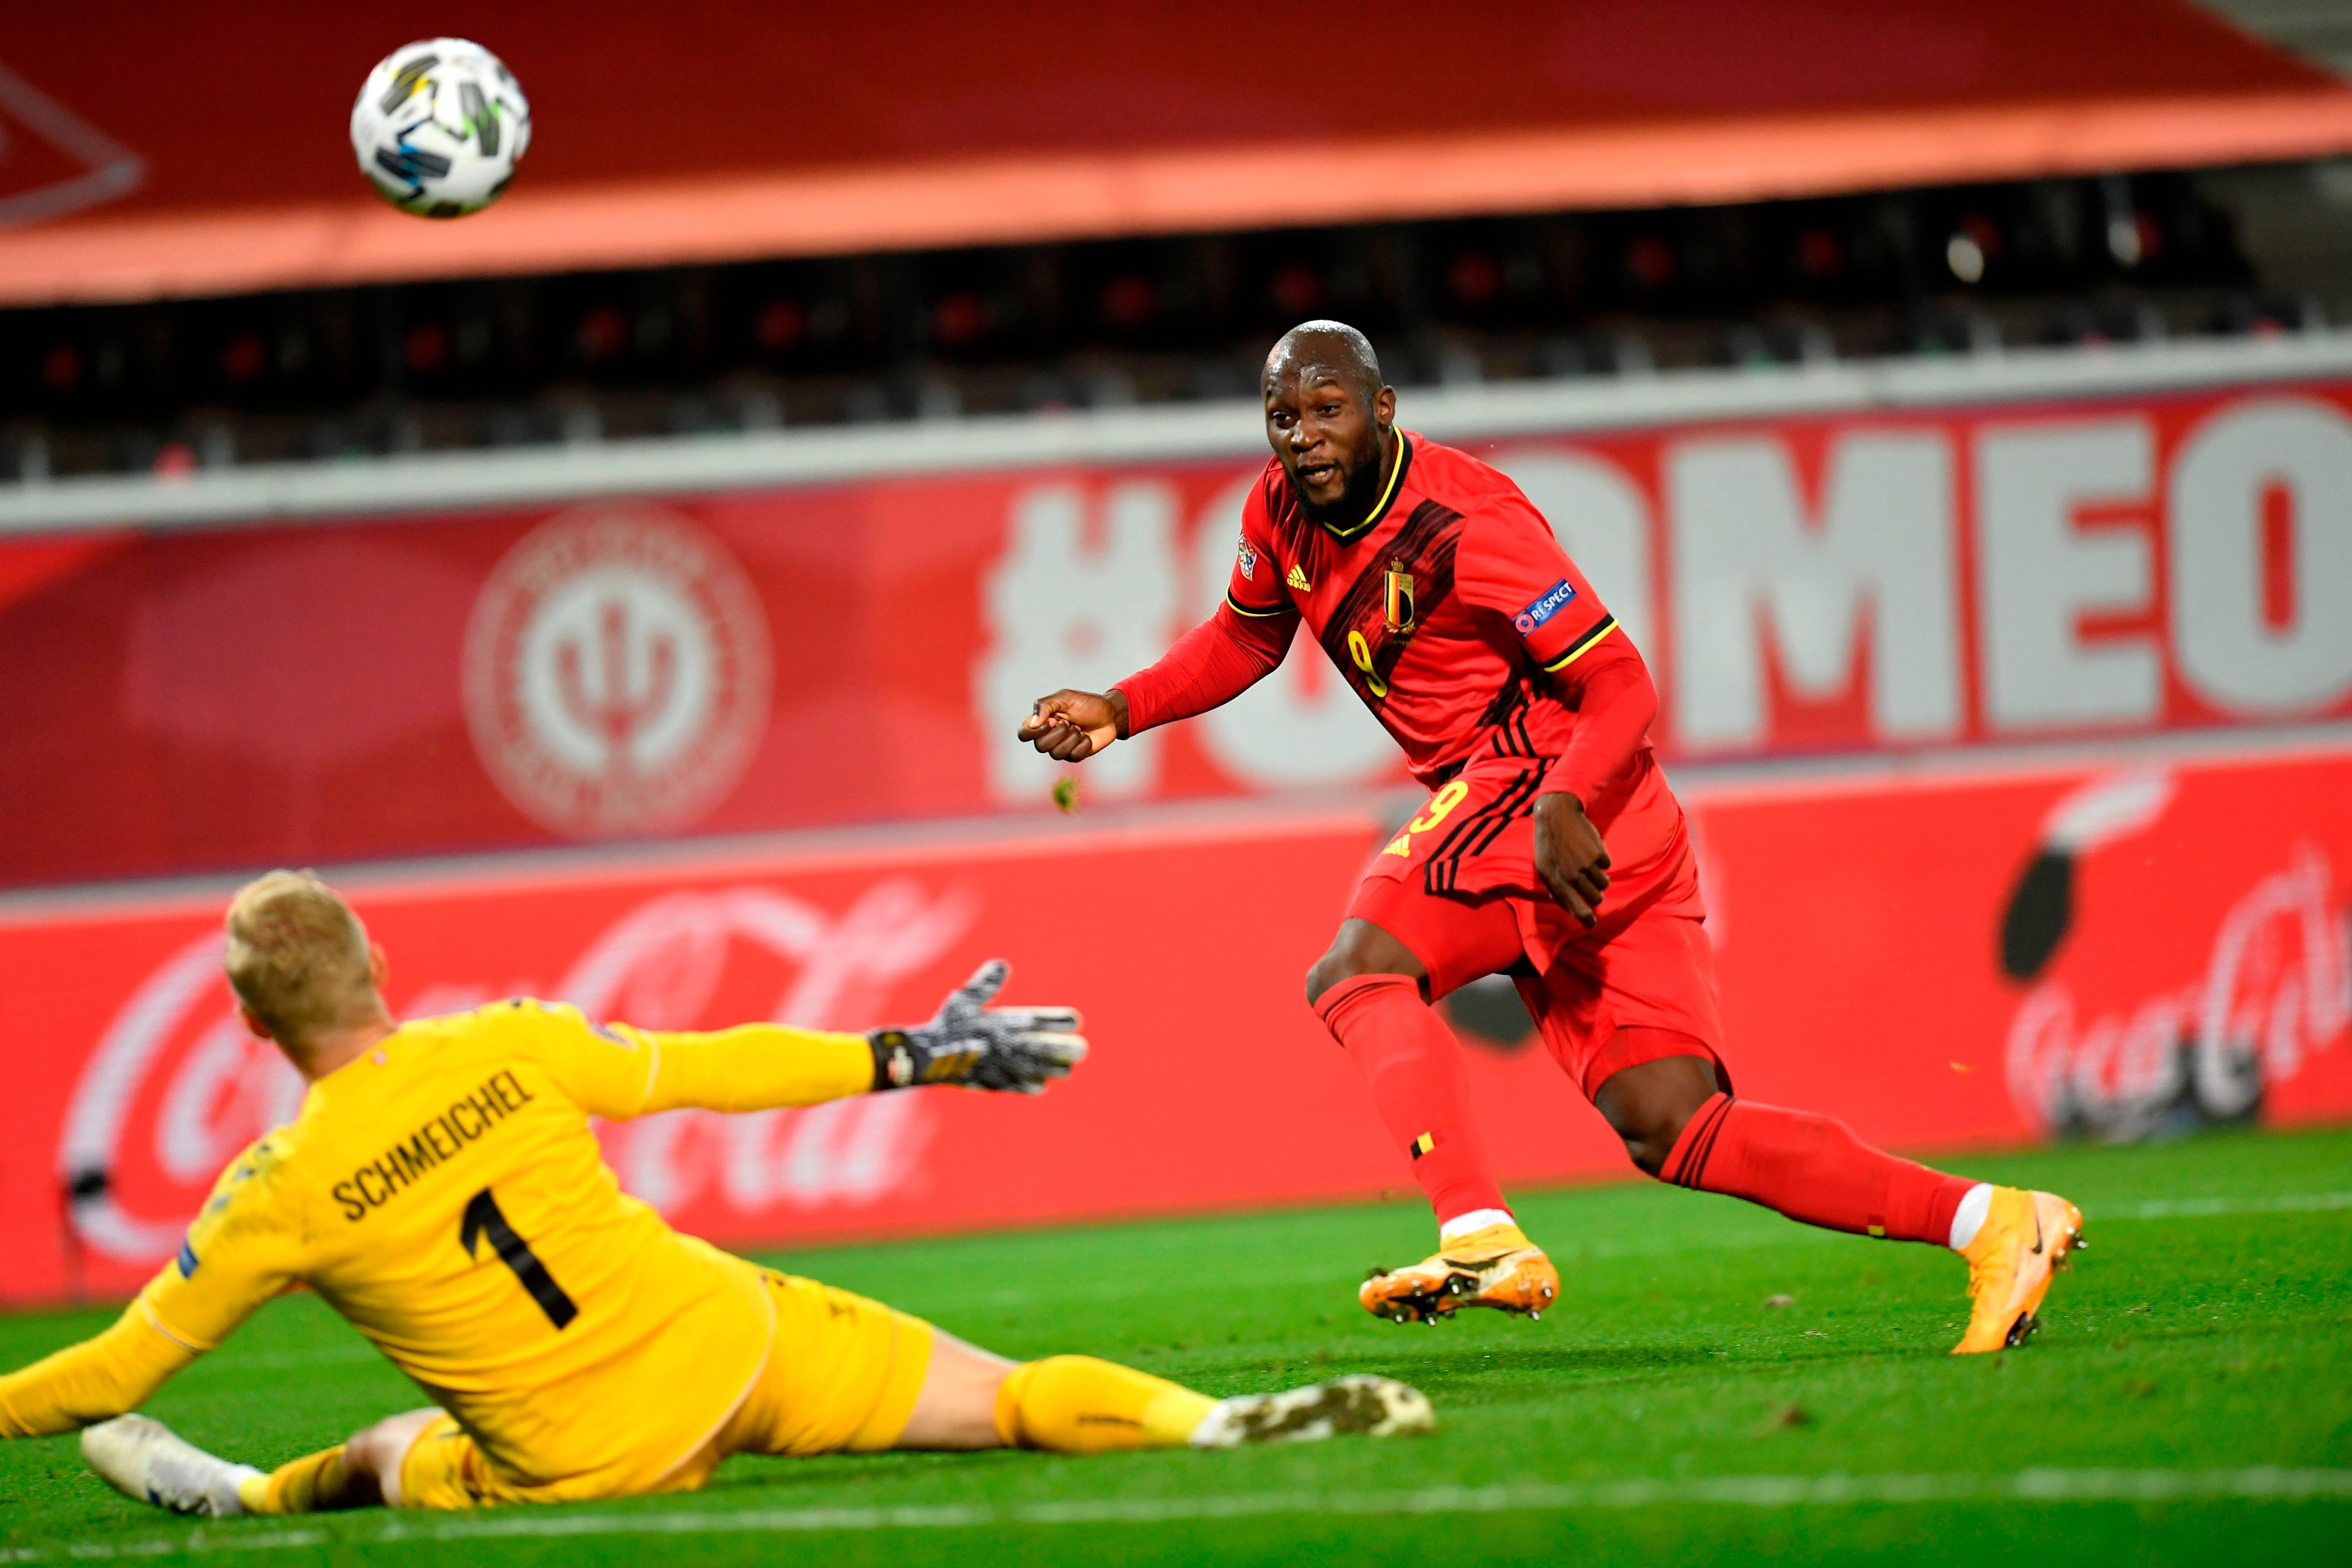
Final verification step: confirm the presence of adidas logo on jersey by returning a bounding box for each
[1287,564,1313,592]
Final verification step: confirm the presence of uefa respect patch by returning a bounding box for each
[1236,537,1258,580]
[1512,578,1577,635]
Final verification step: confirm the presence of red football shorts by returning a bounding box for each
[1348,757,1727,1098]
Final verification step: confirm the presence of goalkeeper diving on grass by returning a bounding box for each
[0,872,1430,1519]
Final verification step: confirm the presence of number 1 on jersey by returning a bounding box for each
[461,1188,578,1330]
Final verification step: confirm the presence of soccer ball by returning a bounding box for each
[350,39,531,218]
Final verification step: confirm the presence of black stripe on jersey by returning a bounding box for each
[1542,615,1619,672]
[1225,590,1290,618]
[1477,678,1534,758]
[1459,675,1561,777]
[1421,762,1526,866]
[1504,692,1538,761]
[1420,764,1545,893]
[1422,763,1542,895]
[1314,498,1464,703]
[1467,772,1543,858]
[1476,679,1523,730]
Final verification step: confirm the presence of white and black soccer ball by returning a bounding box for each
[351,38,530,218]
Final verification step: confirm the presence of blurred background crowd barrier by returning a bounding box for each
[2,0,2349,1302]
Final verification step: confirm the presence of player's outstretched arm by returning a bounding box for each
[2,1135,300,1439]
[0,1307,197,1438]
[614,962,1086,1115]
[1018,601,1294,762]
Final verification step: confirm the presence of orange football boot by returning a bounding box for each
[1953,1187,2084,1354]
[1360,1221,1560,1323]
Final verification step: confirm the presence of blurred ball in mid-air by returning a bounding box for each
[351,38,530,218]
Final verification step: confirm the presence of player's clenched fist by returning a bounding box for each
[866,960,1088,1094]
[1016,690,1127,762]
[1531,792,1612,930]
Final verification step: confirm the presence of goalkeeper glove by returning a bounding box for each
[867,959,1086,1095]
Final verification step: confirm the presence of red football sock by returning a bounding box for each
[1313,974,1508,1226]
[1659,1093,1974,1244]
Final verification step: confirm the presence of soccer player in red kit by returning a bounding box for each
[1020,322,2083,1355]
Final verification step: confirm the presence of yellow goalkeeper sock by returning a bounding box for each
[992,1356,1217,1453]
[237,1445,359,1514]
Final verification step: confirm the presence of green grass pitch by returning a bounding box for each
[2,1126,2347,1566]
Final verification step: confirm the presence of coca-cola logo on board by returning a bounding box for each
[57,878,974,1264]
[463,508,771,838]
[1998,771,2352,1140]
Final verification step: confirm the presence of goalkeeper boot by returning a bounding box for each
[1359,1220,1560,1323]
[1189,1375,1435,1447]
[82,1415,261,1517]
[1953,1187,2084,1354]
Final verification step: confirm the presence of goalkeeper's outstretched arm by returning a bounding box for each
[0,1310,195,1438]
[2,1138,293,1440]
[574,961,1088,1119]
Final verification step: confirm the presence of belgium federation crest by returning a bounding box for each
[1384,557,1416,633]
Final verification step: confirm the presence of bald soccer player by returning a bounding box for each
[1019,322,2083,1354]
[1,872,1429,1519]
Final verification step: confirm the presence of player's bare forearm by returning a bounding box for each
[1015,689,1125,762]
[0,1310,193,1438]
[1533,792,1612,930]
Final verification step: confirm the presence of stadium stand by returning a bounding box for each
[5,0,2352,476]
[0,171,2336,477]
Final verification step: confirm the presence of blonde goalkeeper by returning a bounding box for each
[0,872,1428,1517]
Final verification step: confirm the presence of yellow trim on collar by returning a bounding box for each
[1318,431,1410,541]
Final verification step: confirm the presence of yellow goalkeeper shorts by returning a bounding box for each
[700,1269,936,1464]
[397,1269,936,1509]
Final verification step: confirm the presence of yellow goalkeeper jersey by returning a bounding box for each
[113,1000,875,1493]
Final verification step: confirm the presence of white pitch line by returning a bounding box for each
[2101,1191,2352,1221]
[10,1468,2348,1559]
[9,1188,2345,1562]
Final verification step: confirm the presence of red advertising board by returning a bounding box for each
[6,378,2352,888]
[3,740,2345,1306]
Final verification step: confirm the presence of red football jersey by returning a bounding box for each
[1109,428,1689,936]
[1224,431,1623,781]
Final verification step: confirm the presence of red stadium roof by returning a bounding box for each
[2,0,2350,304]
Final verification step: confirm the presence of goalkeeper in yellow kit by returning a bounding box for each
[0,873,1430,1517]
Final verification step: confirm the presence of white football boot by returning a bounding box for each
[82,1414,260,1517]
[1189,1375,1436,1447]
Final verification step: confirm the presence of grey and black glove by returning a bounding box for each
[866,960,1087,1095]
